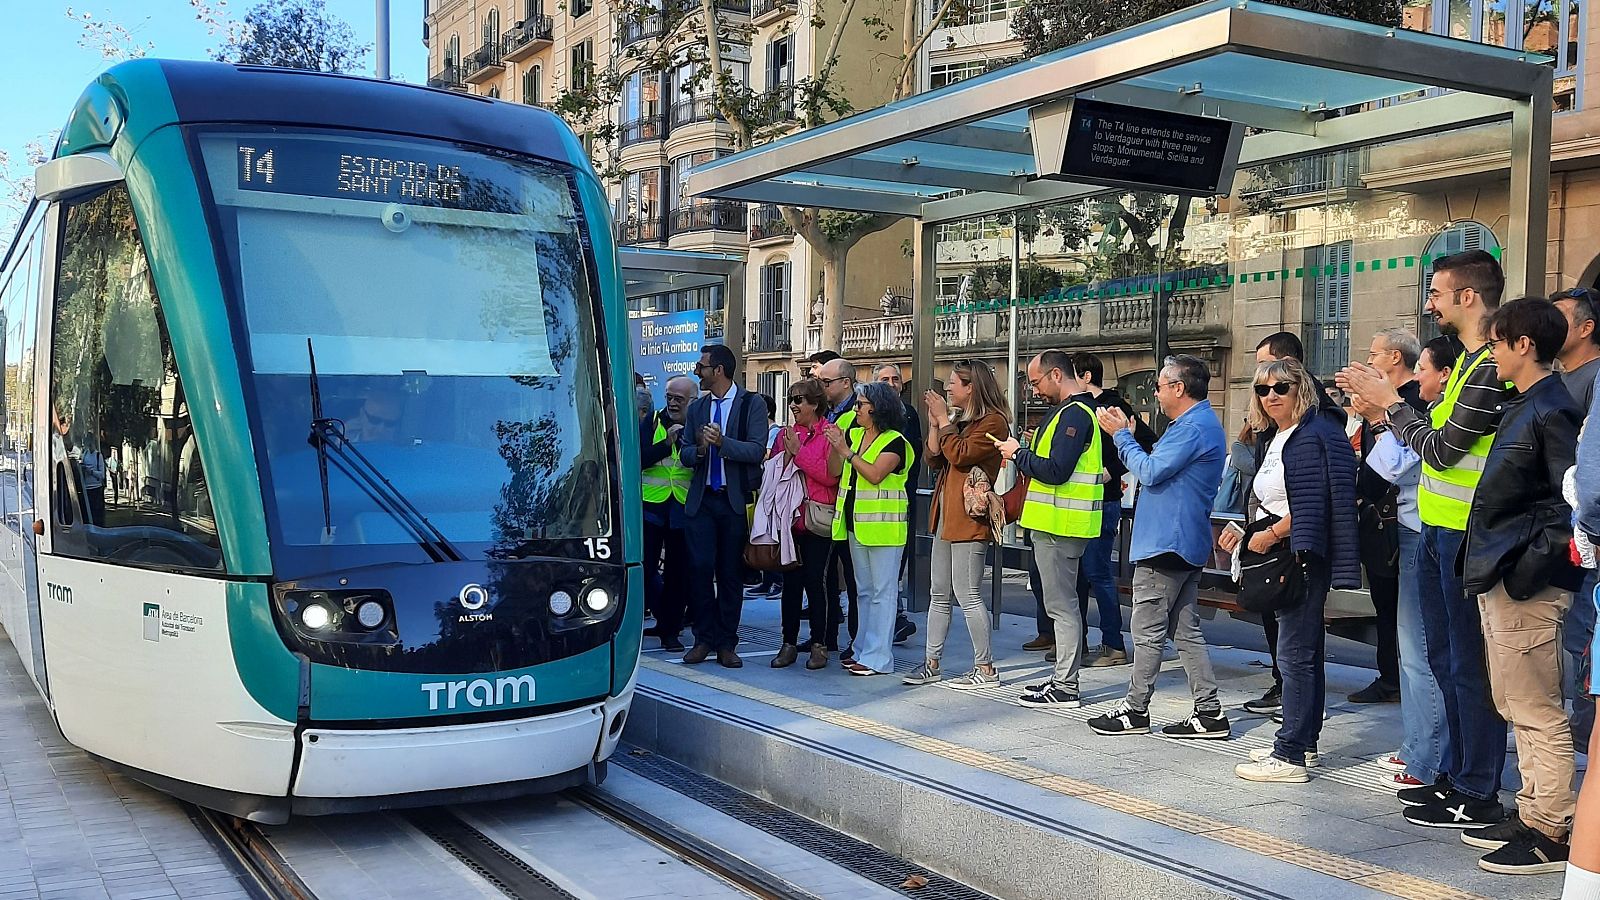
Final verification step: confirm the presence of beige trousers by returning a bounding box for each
[1479,581,1575,839]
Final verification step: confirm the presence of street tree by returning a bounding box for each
[555,0,964,351]
[212,0,369,72]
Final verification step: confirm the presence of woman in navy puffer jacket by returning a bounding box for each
[1232,357,1359,784]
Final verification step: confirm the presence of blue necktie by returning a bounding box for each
[709,398,724,491]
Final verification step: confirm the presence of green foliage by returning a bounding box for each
[1010,0,1400,56]
[214,0,369,73]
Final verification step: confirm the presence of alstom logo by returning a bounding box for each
[421,675,536,711]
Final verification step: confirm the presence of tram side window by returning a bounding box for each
[49,184,222,571]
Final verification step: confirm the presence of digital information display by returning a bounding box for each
[232,139,522,213]
[1057,99,1239,195]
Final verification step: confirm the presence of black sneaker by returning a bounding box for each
[1477,830,1570,875]
[1348,679,1401,704]
[1162,712,1231,740]
[893,614,917,645]
[1017,684,1080,708]
[1087,702,1151,735]
[1403,792,1506,830]
[1397,778,1454,808]
[1020,680,1053,696]
[1243,684,1282,714]
[1462,816,1534,850]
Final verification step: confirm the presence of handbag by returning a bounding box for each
[802,499,836,538]
[1002,471,1029,525]
[1356,493,1401,571]
[1236,512,1304,614]
[743,538,801,572]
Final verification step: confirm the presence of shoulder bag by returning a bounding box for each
[1236,511,1304,614]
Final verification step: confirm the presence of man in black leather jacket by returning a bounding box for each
[1460,298,1584,875]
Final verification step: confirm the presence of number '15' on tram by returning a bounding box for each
[0,60,642,822]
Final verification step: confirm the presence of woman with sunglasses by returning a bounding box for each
[771,378,838,670]
[903,360,1011,689]
[1224,358,1359,783]
[825,381,915,676]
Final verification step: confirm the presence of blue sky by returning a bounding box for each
[4,0,427,234]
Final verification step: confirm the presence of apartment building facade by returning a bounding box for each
[422,0,912,406]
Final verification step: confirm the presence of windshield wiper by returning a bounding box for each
[306,339,463,563]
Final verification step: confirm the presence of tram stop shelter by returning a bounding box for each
[619,246,743,308]
[687,0,1554,407]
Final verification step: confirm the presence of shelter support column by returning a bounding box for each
[725,268,746,366]
[910,218,936,616]
[1506,86,1552,298]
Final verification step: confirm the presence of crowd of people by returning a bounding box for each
[634,249,1600,885]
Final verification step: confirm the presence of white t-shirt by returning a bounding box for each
[1252,426,1296,520]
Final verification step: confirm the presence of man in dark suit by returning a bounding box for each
[678,344,768,668]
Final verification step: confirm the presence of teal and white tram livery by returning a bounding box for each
[0,60,642,822]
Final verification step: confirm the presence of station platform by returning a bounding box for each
[625,594,1574,900]
[0,629,252,900]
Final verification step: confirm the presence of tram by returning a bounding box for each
[0,60,640,822]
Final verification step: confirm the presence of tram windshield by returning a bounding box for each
[195,128,613,573]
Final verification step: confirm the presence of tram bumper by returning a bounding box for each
[292,701,606,799]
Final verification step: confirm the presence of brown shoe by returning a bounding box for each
[806,646,828,670]
[717,649,744,668]
[772,644,799,668]
[682,643,712,664]
[1086,648,1129,667]
[1044,647,1057,663]
[1023,635,1055,651]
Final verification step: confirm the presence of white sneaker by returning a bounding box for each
[1250,746,1319,769]
[1235,756,1310,783]
[1376,753,1406,772]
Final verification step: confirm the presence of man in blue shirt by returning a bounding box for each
[1086,355,1230,740]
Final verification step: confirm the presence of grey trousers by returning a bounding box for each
[927,538,992,667]
[1125,564,1220,715]
[1034,533,1088,689]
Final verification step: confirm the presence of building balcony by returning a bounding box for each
[751,0,795,24]
[802,284,1228,358]
[426,66,468,92]
[748,204,794,244]
[618,216,668,245]
[501,17,554,63]
[620,115,667,148]
[1237,150,1364,209]
[671,201,747,235]
[619,12,665,47]
[463,42,507,82]
[670,94,726,129]
[748,317,792,354]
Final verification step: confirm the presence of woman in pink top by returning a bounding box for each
[771,377,838,670]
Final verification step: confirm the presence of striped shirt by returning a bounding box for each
[1387,344,1508,471]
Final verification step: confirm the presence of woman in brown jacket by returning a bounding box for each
[903,360,1011,690]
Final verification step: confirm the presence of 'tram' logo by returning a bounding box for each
[421,675,536,711]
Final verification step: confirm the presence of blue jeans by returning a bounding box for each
[1076,499,1126,653]
[1565,569,1598,752]
[1273,558,1330,766]
[1417,524,1506,801]
[1396,526,1446,783]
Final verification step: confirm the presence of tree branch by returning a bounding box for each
[894,0,959,100]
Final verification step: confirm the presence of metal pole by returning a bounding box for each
[1008,227,1020,431]
[1506,81,1552,298]
[375,0,391,80]
[911,219,937,615]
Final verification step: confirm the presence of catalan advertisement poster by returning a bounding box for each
[630,310,706,409]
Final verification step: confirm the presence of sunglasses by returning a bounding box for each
[786,396,808,405]
[1253,382,1295,397]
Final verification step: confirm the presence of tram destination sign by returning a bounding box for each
[1030,98,1245,195]
[231,138,523,214]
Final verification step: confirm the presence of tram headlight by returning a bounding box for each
[354,599,386,629]
[582,587,612,614]
[549,590,574,616]
[300,602,333,631]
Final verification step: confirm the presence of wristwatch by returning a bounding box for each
[1385,400,1410,418]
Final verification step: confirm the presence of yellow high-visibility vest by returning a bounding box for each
[1019,401,1104,538]
[641,419,691,505]
[832,429,915,546]
[1417,347,1496,531]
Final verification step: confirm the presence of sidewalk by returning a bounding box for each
[633,594,1570,900]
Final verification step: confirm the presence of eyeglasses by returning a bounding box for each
[1484,337,1504,350]
[1157,379,1181,391]
[1426,287,1466,301]
[1253,382,1295,397]
[819,376,852,386]
[1556,287,1599,302]
[786,396,807,405]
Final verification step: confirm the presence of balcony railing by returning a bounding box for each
[619,12,664,47]
[501,17,554,61]
[618,216,668,245]
[670,95,725,129]
[802,290,1225,357]
[749,204,793,242]
[463,42,507,82]
[752,0,796,21]
[748,317,791,353]
[620,115,667,147]
[760,82,796,123]
[671,202,747,236]
[427,66,467,91]
[1238,150,1363,203]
